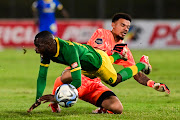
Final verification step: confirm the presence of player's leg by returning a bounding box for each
[79,76,123,114]
[101,96,123,114]
[112,55,152,86]
[114,47,170,93]
[93,91,123,114]
[95,49,151,87]
[112,47,151,86]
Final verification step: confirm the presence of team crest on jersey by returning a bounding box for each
[71,62,78,68]
[95,38,103,44]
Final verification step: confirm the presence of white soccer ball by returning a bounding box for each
[55,84,78,108]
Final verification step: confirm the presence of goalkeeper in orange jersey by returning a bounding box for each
[87,13,170,94]
[28,69,123,114]
[29,31,152,113]
[87,13,170,113]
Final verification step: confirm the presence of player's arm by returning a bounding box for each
[35,56,50,100]
[57,1,69,18]
[27,94,55,112]
[63,45,81,89]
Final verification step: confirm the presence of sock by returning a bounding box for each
[109,52,121,63]
[147,80,155,87]
[52,76,63,95]
[118,63,145,81]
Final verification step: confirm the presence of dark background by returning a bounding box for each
[0,0,179,19]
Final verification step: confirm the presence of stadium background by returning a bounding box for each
[0,1,179,120]
[0,0,180,49]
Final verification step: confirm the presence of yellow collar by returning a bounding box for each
[54,37,60,57]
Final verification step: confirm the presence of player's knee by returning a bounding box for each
[105,97,123,114]
[111,103,123,114]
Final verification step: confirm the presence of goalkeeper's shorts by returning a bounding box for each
[77,75,116,107]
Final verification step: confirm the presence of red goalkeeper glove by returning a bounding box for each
[113,43,128,61]
[153,83,170,94]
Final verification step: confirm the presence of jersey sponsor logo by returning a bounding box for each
[71,62,78,68]
[95,38,103,44]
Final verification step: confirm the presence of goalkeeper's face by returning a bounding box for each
[111,18,131,40]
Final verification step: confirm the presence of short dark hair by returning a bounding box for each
[34,31,54,47]
[112,13,132,22]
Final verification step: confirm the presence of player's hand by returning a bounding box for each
[39,94,56,103]
[27,94,56,113]
[113,43,128,61]
[153,83,170,94]
[27,99,41,113]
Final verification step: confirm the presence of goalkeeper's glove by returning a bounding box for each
[113,43,128,61]
[153,83,170,94]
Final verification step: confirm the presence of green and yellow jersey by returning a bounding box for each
[36,37,102,99]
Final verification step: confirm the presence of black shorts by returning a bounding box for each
[96,91,116,107]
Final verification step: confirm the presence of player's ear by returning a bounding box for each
[111,22,115,28]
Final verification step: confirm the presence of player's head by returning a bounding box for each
[111,13,132,40]
[112,13,132,23]
[34,31,56,55]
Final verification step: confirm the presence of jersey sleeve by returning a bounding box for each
[35,55,50,100]
[62,45,82,89]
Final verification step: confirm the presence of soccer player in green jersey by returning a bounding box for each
[33,31,151,103]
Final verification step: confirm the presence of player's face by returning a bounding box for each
[111,19,131,39]
[34,38,47,54]
[34,46,40,54]
[34,43,46,54]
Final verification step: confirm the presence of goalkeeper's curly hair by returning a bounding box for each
[112,13,132,22]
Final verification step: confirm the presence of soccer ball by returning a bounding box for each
[55,84,78,108]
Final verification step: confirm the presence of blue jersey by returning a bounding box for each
[33,0,62,35]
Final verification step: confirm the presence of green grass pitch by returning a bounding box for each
[0,49,179,120]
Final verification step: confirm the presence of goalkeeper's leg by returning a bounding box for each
[92,95,123,114]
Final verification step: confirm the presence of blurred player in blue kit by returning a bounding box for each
[32,0,69,35]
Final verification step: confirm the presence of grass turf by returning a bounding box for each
[0,49,179,120]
